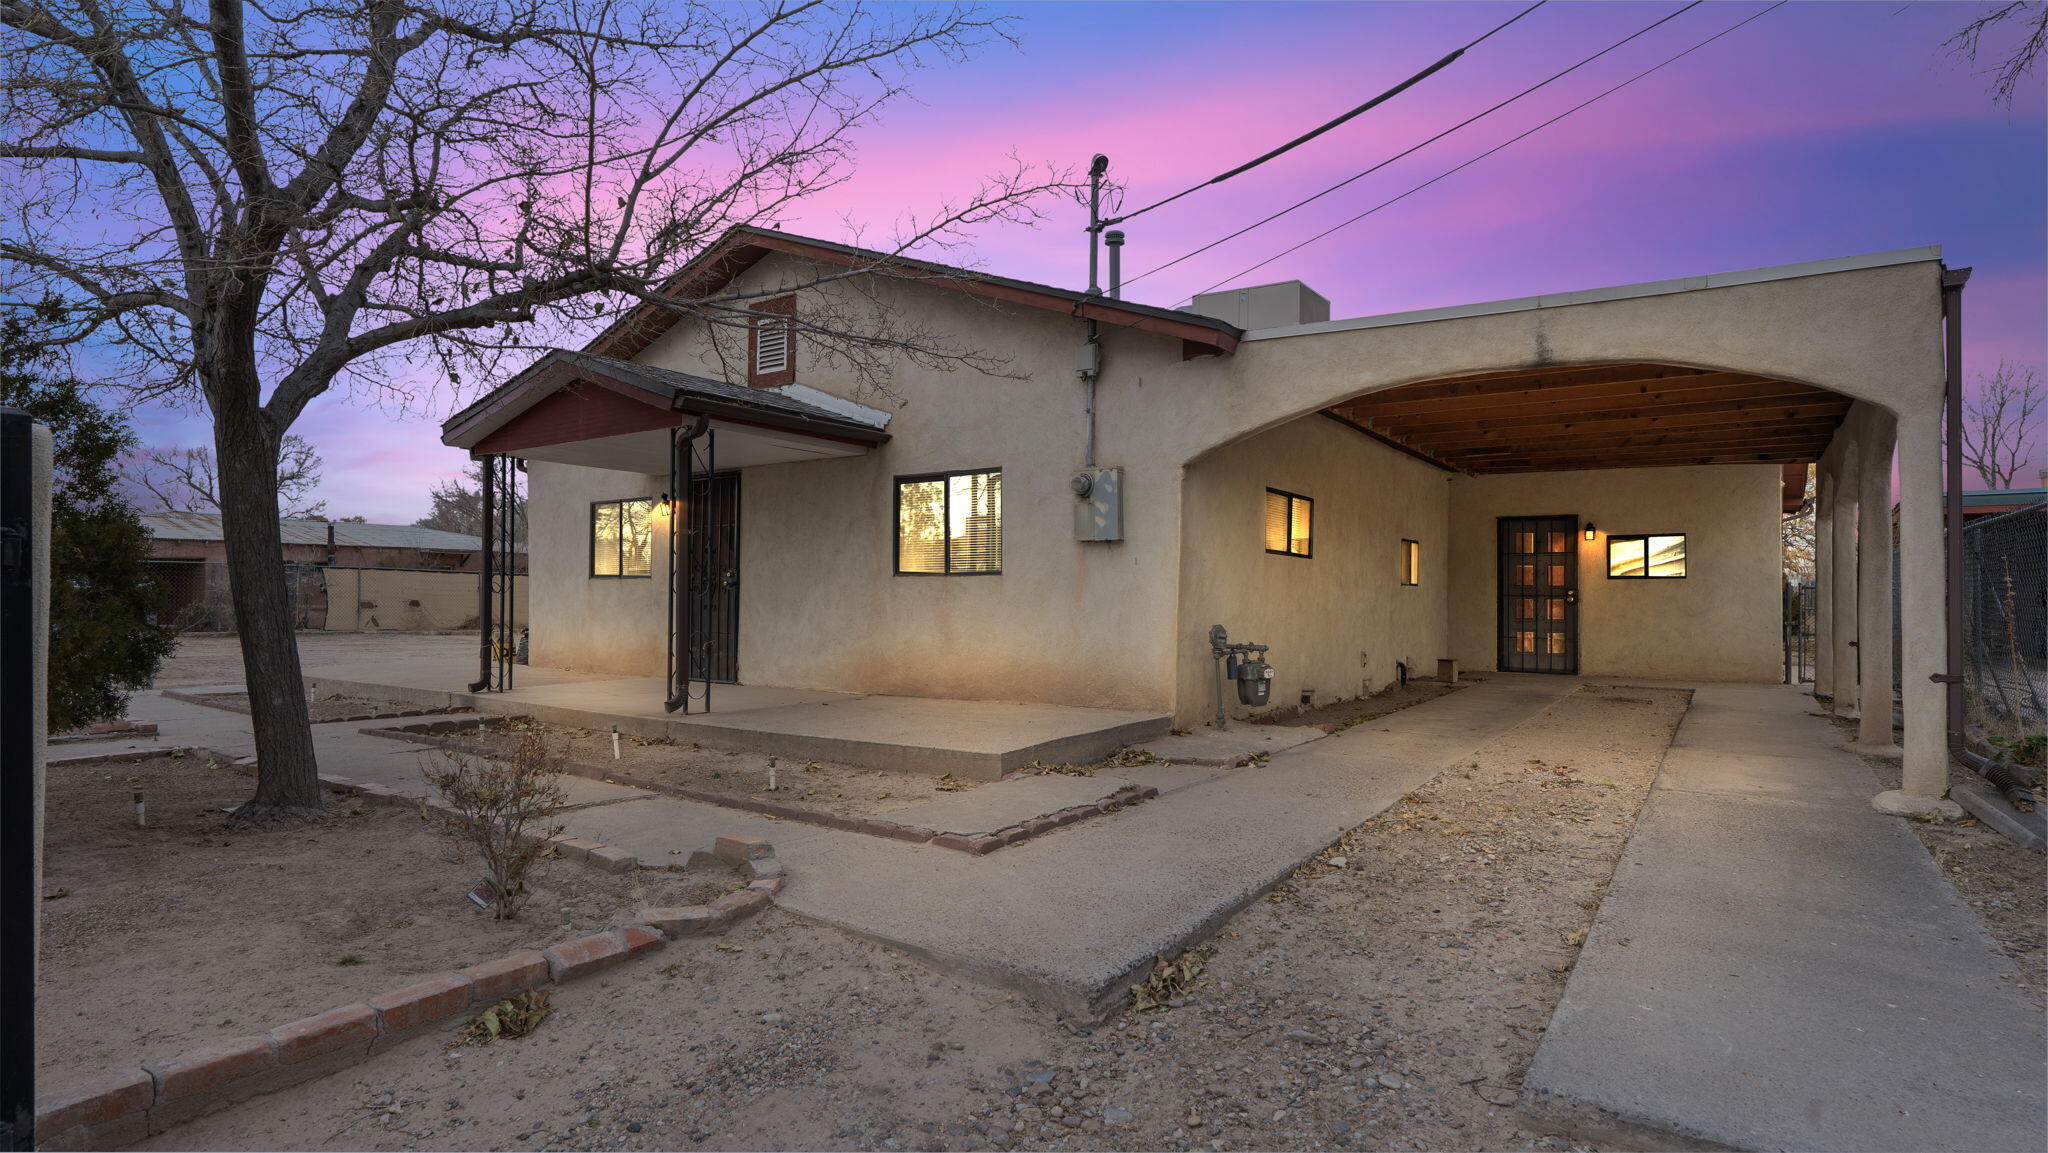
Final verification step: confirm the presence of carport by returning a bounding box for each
[1166,247,1961,815]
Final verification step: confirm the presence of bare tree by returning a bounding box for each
[1,0,1074,824]
[1961,361,2045,489]
[130,434,327,518]
[1783,465,1815,582]
[1945,1,2048,107]
[415,458,524,542]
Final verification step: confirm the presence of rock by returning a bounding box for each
[1328,1121,1353,1136]
[1284,1029,1327,1045]
[626,1122,643,1133]
[761,1012,785,1024]
[1102,1108,1134,1126]
[1328,856,1347,869]
[1376,1073,1405,1090]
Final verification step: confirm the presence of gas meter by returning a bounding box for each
[1235,654,1275,706]
[1208,625,1276,727]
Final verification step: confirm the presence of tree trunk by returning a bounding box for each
[208,362,325,825]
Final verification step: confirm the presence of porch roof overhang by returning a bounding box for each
[1323,362,1849,481]
[441,349,889,473]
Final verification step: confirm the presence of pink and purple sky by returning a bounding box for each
[129,0,2048,522]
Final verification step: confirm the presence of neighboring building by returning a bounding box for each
[442,226,1965,810]
[1959,483,2048,521]
[142,511,525,631]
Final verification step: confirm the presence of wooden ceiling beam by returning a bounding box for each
[1453,439,1831,467]
[1337,376,1816,422]
[1417,417,1851,452]
[1441,428,1834,457]
[1475,450,1817,473]
[1353,362,1717,404]
[1343,396,1850,439]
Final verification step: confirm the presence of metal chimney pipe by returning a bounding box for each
[1105,229,1125,299]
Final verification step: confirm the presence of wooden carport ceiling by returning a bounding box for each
[1325,363,1849,474]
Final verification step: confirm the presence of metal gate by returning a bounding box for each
[687,472,740,683]
[1497,514,1580,674]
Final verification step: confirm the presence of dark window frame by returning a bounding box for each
[1400,538,1421,586]
[1605,532,1688,580]
[893,466,1004,576]
[1264,487,1314,559]
[589,496,656,579]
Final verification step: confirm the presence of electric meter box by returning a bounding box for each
[1072,466,1123,541]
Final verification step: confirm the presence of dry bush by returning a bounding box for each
[420,727,569,920]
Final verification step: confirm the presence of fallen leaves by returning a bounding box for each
[457,990,552,1046]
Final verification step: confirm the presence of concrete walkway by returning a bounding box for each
[1524,683,2047,1152]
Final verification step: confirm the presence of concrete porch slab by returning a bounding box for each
[873,774,1136,836]
[300,663,1168,780]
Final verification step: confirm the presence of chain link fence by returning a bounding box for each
[151,561,525,633]
[1959,505,2046,773]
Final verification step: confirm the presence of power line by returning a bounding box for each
[1185,0,1789,302]
[1126,1,1704,288]
[1102,1,1548,228]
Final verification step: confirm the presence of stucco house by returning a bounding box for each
[441,226,1964,814]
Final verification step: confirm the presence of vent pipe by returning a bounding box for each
[1105,230,1125,299]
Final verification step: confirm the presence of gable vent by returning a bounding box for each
[754,319,791,375]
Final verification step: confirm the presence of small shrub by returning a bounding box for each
[420,727,568,920]
[459,990,553,1045]
[336,953,364,966]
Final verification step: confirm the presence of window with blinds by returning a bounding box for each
[591,497,655,578]
[1607,533,1686,579]
[1264,488,1312,557]
[896,469,1001,575]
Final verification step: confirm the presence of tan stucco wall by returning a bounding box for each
[527,460,670,674]
[529,256,1195,711]
[1175,416,1450,725]
[1445,465,1785,682]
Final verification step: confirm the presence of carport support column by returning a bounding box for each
[1855,415,1898,752]
[1882,408,1951,810]
[1829,437,1860,718]
[1813,456,1835,701]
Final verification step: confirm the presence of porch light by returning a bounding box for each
[1583,521,1596,541]
[653,492,674,520]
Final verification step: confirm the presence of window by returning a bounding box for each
[896,469,1001,574]
[591,498,656,578]
[1400,539,1421,586]
[1264,489,1313,557]
[747,296,796,388]
[1607,533,1686,579]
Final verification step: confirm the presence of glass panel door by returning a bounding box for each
[1497,515,1578,674]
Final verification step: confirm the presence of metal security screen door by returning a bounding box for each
[688,472,741,683]
[1498,515,1579,674]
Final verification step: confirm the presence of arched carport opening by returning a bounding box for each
[1321,361,1851,477]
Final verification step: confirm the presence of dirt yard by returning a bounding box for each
[145,684,1691,1153]
[36,752,745,1089]
[398,718,985,818]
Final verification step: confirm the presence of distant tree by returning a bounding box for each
[1960,361,2044,489]
[129,436,328,519]
[1783,465,1816,582]
[0,302,177,730]
[1945,1,2048,106]
[335,514,367,523]
[415,460,526,543]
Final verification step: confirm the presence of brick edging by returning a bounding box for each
[33,834,784,1152]
[162,688,468,723]
[363,720,1159,854]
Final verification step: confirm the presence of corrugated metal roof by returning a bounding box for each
[141,510,483,551]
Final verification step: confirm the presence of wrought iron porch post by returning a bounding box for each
[469,453,494,692]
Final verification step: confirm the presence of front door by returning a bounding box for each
[688,472,740,683]
[1498,515,1578,674]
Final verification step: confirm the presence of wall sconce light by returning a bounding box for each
[1583,521,1597,541]
[653,493,673,520]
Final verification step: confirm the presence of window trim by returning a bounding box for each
[589,496,656,580]
[1264,487,1314,559]
[893,467,1004,576]
[1400,538,1421,586]
[1605,532,1687,580]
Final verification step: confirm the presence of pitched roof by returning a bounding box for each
[142,510,485,551]
[442,349,892,448]
[583,225,1242,362]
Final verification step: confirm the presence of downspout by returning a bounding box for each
[468,453,494,692]
[1937,268,2035,806]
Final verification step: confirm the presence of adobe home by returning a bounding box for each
[442,226,1963,813]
